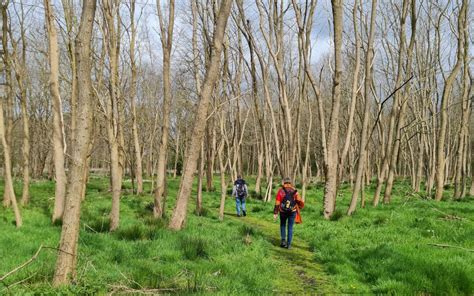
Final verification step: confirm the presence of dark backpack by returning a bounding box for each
[235,180,246,199]
[280,188,297,213]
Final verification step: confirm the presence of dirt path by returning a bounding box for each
[226,212,337,294]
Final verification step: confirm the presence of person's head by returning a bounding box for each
[237,175,242,180]
[282,177,292,185]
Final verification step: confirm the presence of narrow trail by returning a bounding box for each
[226,212,337,295]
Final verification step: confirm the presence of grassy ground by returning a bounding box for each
[0,176,473,295]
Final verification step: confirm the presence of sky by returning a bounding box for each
[6,0,471,76]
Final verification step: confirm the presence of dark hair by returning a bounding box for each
[237,175,242,179]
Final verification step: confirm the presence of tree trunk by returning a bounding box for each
[53,0,96,285]
[1,2,13,207]
[154,0,175,218]
[347,0,376,215]
[435,0,467,201]
[0,20,22,226]
[45,0,68,223]
[196,141,204,215]
[218,140,226,221]
[0,99,22,228]
[383,0,417,204]
[339,0,361,182]
[323,0,343,219]
[169,0,233,231]
[103,0,123,231]
[129,0,143,194]
[454,17,470,200]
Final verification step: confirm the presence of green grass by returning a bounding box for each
[0,177,473,295]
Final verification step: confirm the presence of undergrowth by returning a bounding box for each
[0,177,472,295]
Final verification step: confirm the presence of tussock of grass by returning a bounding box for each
[179,235,209,260]
[239,224,258,237]
[251,205,264,213]
[194,207,210,217]
[329,209,344,221]
[115,224,156,241]
[85,217,110,233]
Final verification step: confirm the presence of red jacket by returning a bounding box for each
[273,184,304,214]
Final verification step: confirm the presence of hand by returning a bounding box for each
[273,214,278,221]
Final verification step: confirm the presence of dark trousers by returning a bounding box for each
[280,211,296,246]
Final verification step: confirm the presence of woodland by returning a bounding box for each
[0,0,473,294]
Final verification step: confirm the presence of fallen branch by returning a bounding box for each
[0,245,43,282]
[108,284,181,294]
[84,223,99,233]
[107,284,216,295]
[428,243,474,252]
[0,245,77,285]
[1,270,38,293]
[431,208,467,221]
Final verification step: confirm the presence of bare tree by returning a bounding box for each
[154,0,175,219]
[169,0,233,230]
[44,0,67,223]
[0,3,21,227]
[453,3,470,200]
[338,0,362,183]
[347,0,376,215]
[434,0,467,201]
[102,0,124,231]
[1,1,13,207]
[53,0,97,285]
[9,2,30,205]
[128,0,143,195]
[323,0,344,219]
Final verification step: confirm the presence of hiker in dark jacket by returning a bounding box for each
[273,177,304,249]
[232,175,248,217]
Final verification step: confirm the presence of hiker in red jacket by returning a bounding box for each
[273,177,304,249]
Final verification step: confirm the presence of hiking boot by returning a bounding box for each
[280,240,287,248]
[242,210,247,217]
[286,245,292,250]
[237,213,241,217]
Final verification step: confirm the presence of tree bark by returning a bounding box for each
[383,0,417,203]
[53,0,96,285]
[347,0,376,215]
[453,15,470,200]
[218,117,226,221]
[339,0,361,182]
[129,0,143,195]
[103,0,123,231]
[169,0,233,231]
[45,0,68,223]
[323,0,343,219]
[373,0,409,206]
[435,0,467,201]
[0,16,21,226]
[1,2,13,207]
[196,141,204,214]
[154,0,175,218]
